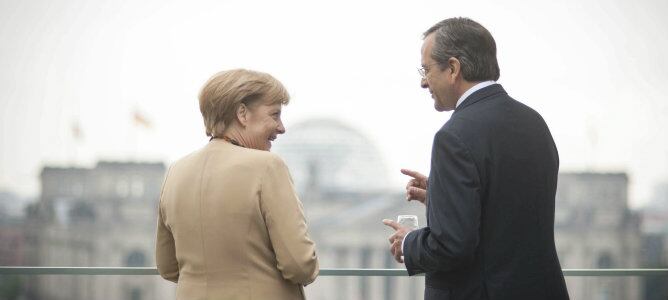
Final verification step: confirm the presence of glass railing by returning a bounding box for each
[1,267,667,276]
[3,267,666,299]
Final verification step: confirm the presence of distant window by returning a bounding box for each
[53,199,71,224]
[69,202,95,222]
[597,252,614,268]
[72,183,84,197]
[129,288,142,300]
[116,179,129,198]
[131,177,144,198]
[125,250,146,267]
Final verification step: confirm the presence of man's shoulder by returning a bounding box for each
[439,94,548,148]
[452,90,543,126]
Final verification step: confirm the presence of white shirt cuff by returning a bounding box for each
[401,231,411,260]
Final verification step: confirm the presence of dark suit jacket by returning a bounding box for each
[403,84,569,300]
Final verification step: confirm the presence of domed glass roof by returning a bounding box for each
[273,119,390,195]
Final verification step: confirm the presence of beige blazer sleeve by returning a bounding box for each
[260,155,319,285]
[155,169,179,283]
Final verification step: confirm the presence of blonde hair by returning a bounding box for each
[199,69,290,137]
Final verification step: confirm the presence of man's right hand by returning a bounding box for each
[401,169,428,205]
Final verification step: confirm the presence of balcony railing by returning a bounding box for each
[1,267,668,277]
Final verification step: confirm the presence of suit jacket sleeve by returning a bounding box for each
[260,155,319,285]
[155,167,179,283]
[404,129,482,275]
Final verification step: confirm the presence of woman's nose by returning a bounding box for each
[277,120,286,134]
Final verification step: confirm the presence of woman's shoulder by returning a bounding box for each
[169,143,289,174]
[250,150,287,167]
[223,146,288,169]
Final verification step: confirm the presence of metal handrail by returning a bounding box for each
[1,267,668,277]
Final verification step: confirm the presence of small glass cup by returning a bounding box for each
[397,215,419,230]
[397,215,418,262]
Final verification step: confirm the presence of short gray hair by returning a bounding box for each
[424,17,500,81]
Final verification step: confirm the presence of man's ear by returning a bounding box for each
[448,57,461,80]
[236,103,249,127]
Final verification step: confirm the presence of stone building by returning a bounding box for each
[0,191,28,266]
[31,161,171,300]
[640,182,668,300]
[554,172,642,300]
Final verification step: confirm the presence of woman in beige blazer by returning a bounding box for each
[156,69,319,300]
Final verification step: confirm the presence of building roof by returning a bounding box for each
[273,118,390,195]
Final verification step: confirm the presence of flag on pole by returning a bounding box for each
[133,109,153,129]
[71,120,83,141]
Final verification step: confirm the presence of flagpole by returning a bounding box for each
[131,108,154,162]
[70,120,83,167]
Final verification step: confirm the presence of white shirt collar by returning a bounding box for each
[455,80,496,108]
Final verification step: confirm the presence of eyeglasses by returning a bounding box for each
[417,62,442,79]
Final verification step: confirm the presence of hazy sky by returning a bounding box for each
[1,0,667,208]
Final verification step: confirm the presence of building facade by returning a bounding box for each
[640,182,668,300]
[555,173,642,300]
[31,162,171,300]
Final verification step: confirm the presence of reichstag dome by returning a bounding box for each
[273,118,391,196]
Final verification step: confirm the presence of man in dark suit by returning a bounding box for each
[383,17,570,299]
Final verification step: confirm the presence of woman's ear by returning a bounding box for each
[236,103,249,127]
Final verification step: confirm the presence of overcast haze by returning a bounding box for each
[1,0,667,208]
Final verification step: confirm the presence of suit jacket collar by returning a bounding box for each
[453,83,507,114]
